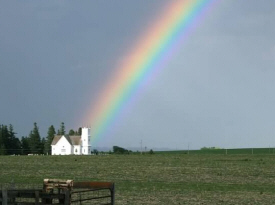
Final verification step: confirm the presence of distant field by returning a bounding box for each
[156,147,275,155]
[1,153,275,204]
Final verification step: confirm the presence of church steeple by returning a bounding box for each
[81,127,91,155]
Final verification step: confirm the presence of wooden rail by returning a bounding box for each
[73,181,115,204]
[0,189,69,205]
[0,179,115,205]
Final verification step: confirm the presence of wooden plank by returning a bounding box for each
[73,182,114,189]
[71,195,111,203]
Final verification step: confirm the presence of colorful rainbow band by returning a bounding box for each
[84,0,217,145]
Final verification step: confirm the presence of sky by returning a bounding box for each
[1,1,275,150]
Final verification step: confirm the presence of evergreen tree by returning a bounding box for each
[77,127,82,136]
[0,125,6,155]
[0,124,22,155]
[69,129,75,136]
[29,123,42,154]
[0,124,23,155]
[58,122,65,135]
[8,124,21,154]
[21,136,30,155]
[6,125,13,150]
[41,138,46,154]
[0,125,4,155]
[1,125,9,152]
[0,144,6,155]
[44,125,56,155]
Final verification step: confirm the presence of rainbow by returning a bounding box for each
[84,0,217,145]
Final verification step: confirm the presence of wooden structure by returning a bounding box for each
[0,179,115,205]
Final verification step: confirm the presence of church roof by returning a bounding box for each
[51,135,81,146]
[51,136,62,145]
[69,136,81,145]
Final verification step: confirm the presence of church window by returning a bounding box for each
[75,149,77,153]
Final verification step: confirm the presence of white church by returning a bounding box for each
[51,127,91,155]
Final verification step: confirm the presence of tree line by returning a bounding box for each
[0,122,81,155]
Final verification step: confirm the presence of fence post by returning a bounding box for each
[2,190,7,205]
[111,184,115,205]
[35,190,40,205]
[64,189,71,205]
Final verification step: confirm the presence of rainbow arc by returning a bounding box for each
[84,0,217,145]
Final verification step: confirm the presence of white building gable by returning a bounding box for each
[51,127,91,155]
[52,136,72,155]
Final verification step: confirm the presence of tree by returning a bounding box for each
[0,125,5,155]
[8,124,21,155]
[41,138,46,154]
[77,127,82,136]
[0,124,21,155]
[21,136,30,155]
[58,122,65,135]
[0,144,6,155]
[69,129,75,136]
[44,125,56,155]
[92,149,99,155]
[7,125,15,151]
[29,123,42,154]
[0,125,9,154]
[113,146,129,154]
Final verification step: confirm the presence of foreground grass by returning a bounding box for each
[1,154,275,204]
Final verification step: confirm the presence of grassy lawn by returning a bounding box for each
[1,154,275,204]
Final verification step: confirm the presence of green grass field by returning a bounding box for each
[1,153,275,204]
[156,147,275,155]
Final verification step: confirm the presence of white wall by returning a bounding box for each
[51,136,72,155]
[73,145,81,155]
[81,146,91,155]
[81,127,91,155]
[81,127,91,146]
